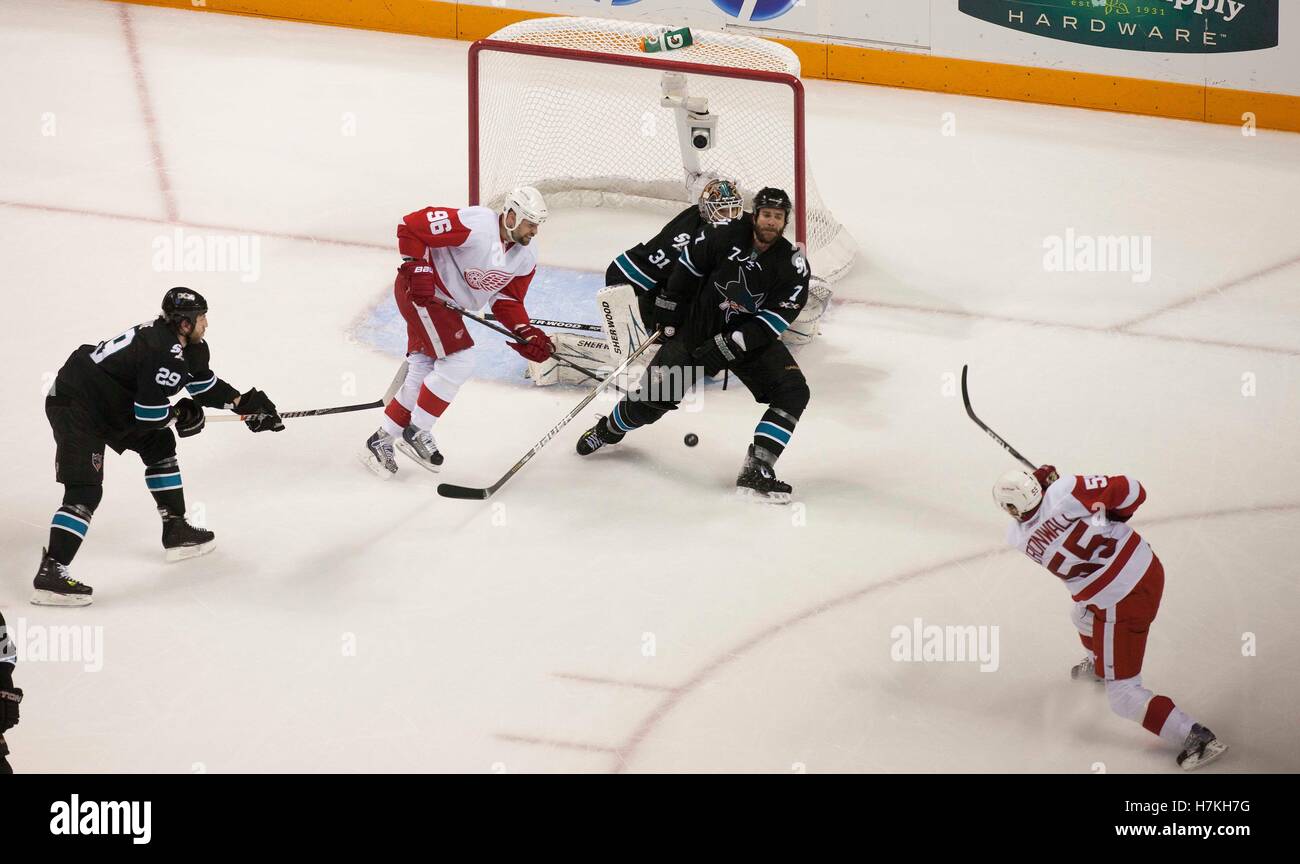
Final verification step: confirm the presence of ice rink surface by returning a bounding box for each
[2,0,1298,772]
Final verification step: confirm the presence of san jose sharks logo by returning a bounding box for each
[715,267,765,322]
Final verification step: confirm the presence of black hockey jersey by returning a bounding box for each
[54,318,239,435]
[610,205,707,295]
[662,213,811,353]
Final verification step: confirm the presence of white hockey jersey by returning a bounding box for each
[397,205,537,316]
[1006,474,1152,609]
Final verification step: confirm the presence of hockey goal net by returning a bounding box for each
[468,17,856,283]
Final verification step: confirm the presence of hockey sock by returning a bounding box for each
[145,457,185,518]
[48,506,90,565]
[1143,697,1197,746]
[381,399,411,438]
[607,401,645,434]
[411,384,450,429]
[754,407,798,459]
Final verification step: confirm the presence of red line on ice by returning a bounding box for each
[119,4,178,223]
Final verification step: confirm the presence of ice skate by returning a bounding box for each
[396,425,444,473]
[31,548,93,607]
[360,429,398,479]
[1176,724,1227,771]
[575,415,624,456]
[161,509,216,563]
[735,445,792,505]
[1070,654,1104,683]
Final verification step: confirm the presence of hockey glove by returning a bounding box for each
[236,388,284,433]
[507,324,554,363]
[173,398,206,438]
[653,295,685,338]
[692,332,742,377]
[0,685,21,733]
[399,258,439,304]
[1034,465,1059,488]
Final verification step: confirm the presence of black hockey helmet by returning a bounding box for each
[752,187,793,231]
[161,287,208,332]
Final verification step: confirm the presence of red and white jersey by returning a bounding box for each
[1006,474,1152,609]
[397,205,537,323]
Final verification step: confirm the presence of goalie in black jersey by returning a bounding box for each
[578,187,812,504]
[35,287,283,606]
[605,175,744,328]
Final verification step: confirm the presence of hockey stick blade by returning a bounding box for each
[436,332,662,501]
[960,365,1037,470]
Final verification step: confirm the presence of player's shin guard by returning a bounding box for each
[144,457,185,518]
[47,484,102,566]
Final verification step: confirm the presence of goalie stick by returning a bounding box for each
[208,361,408,423]
[437,332,661,500]
[960,364,1037,470]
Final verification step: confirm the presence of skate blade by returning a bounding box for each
[358,446,396,479]
[395,440,443,474]
[735,487,792,506]
[165,539,215,563]
[31,589,93,607]
[1180,740,1228,771]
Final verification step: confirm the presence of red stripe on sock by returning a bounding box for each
[384,400,412,428]
[417,385,450,417]
[1142,695,1176,735]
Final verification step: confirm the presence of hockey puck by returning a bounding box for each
[684,433,699,447]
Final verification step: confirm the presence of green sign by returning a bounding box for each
[958,0,1279,53]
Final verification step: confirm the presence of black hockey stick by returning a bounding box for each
[429,296,629,393]
[437,332,661,500]
[960,365,1037,470]
[208,361,407,423]
[485,312,602,334]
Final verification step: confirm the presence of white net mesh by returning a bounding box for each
[471,17,856,282]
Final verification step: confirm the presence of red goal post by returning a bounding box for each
[467,18,855,284]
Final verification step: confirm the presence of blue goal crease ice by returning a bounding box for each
[351,266,607,386]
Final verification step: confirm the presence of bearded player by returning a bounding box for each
[362,188,556,476]
[994,465,1227,770]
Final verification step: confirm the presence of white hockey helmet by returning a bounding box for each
[992,468,1043,520]
[501,186,548,240]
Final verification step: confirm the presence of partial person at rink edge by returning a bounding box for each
[35,288,284,607]
[362,187,556,477]
[994,465,1228,771]
[577,187,811,504]
[0,610,19,774]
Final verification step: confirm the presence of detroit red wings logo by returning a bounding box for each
[463,268,514,293]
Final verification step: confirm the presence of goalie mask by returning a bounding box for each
[698,178,743,224]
